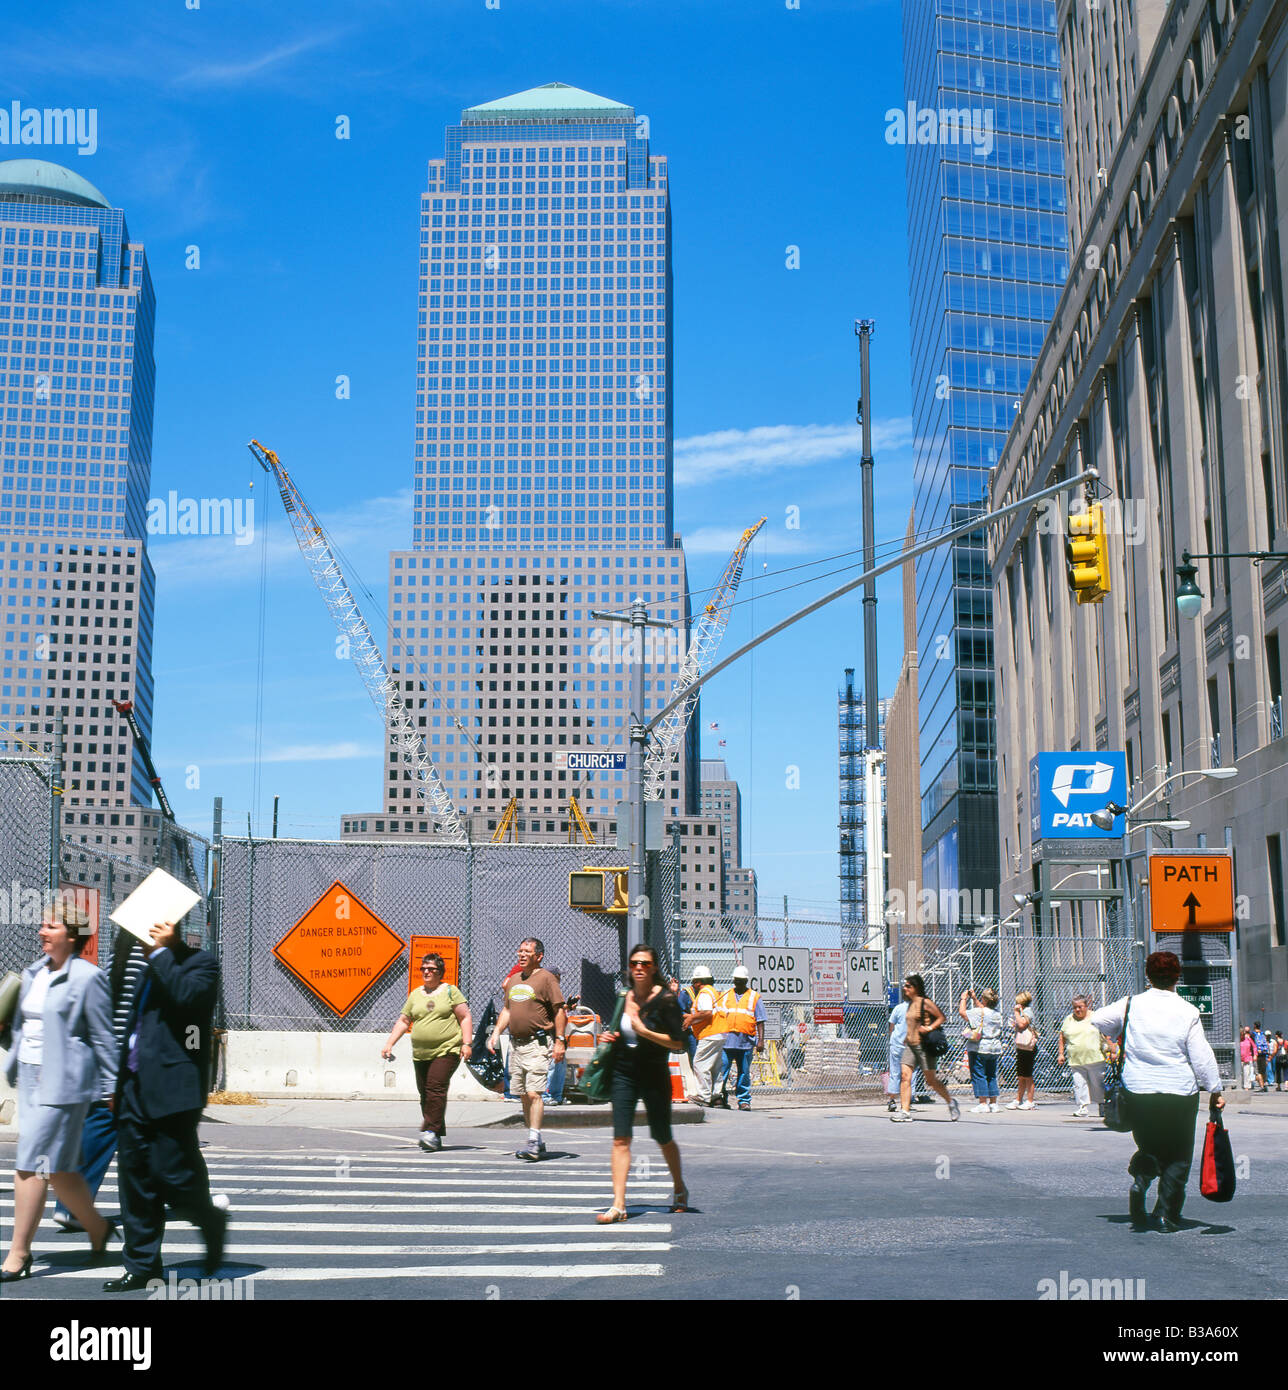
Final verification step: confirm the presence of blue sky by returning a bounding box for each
[11,0,922,918]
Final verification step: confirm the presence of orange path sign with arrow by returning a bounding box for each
[1147,851,1235,933]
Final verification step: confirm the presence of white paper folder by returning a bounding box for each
[109,868,200,945]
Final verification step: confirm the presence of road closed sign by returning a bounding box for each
[846,949,884,1003]
[741,946,809,1002]
[1148,851,1235,932]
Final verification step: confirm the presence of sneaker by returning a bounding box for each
[988,1102,999,1112]
[1073,1105,1088,1117]
[738,1103,751,1112]
[418,1132,442,1152]
[1018,1101,1035,1110]
[948,1098,961,1121]
[516,1139,547,1161]
[1005,1100,1021,1110]
[887,1099,898,1112]
[890,1109,913,1122]
[970,1102,990,1114]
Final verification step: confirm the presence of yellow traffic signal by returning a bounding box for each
[1065,502,1110,604]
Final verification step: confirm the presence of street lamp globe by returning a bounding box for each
[1175,556,1203,620]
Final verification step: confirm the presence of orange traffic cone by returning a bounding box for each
[669,1055,684,1101]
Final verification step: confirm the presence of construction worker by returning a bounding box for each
[684,966,724,1106]
[716,966,764,1110]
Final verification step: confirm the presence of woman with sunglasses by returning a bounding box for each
[381,954,472,1152]
[596,944,690,1223]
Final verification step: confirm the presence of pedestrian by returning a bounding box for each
[674,976,699,1064]
[543,969,568,1106]
[890,975,959,1122]
[1006,990,1040,1110]
[1058,994,1107,1117]
[716,965,765,1111]
[102,920,226,1293]
[1253,1023,1270,1091]
[1089,950,1225,1232]
[380,952,472,1152]
[500,951,523,1102]
[1238,1026,1256,1090]
[1274,1031,1287,1092]
[958,986,1003,1113]
[595,943,689,1223]
[2,901,119,1281]
[51,929,148,1234]
[487,937,566,1161]
[684,966,724,1107]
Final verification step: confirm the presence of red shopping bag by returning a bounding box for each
[1199,1112,1236,1202]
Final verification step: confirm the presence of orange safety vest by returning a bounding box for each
[694,985,722,1041]
[720,988,760,1037]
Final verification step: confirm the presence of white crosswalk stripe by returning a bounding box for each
[8,1143,674,1292]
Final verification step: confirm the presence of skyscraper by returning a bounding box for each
[900,2,1069,923]
[0,159,164,889]
[341,83,695,841]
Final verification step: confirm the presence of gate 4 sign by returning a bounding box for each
[274,881,405,1016]
[741,946,809,1002]
[846,949,884,1003]
[810,948,845,1004]
[1148,851,1235,932]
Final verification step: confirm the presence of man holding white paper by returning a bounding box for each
[101,911,225,1293]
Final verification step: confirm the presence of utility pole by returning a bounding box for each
[49,714,64,896]
[783,893,789,948]
[856,319,878,750]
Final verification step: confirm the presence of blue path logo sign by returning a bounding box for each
[1031,752,1127,839]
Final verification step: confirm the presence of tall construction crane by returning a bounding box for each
[247,440,468,846]
[110,698,198,887]
[642,517,765,802]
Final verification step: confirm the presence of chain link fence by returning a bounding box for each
[0,756,56,977]
[213,836,643,1032]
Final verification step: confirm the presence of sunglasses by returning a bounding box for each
[628,959,653,969]
[421,963,443,971]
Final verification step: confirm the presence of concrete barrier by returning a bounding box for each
[222,1031,501,1102]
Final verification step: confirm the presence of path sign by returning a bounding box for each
[845,949,884,1003]
[558,751,627,771]
[810,948,845,1004]
[1177,984,1213,1016]
[407,934,461,998]
[1148,851,1235,933]
[741,946,809,1002]
[274,881,405,1016]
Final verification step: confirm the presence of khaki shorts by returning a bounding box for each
[511,1037,552,1096]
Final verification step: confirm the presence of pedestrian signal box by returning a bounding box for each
[569,869,629,914]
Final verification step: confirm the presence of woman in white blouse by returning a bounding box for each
[1090,950,1224,1233]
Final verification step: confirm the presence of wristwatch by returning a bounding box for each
[555,1034,567,1043]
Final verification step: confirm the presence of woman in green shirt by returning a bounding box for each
[381,954,473,1152]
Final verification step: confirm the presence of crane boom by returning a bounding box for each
[643,517,765,802]
[248,439,468,846]
[110,698,198,886]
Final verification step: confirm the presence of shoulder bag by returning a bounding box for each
[1199,1108,1236,1202]
[919,1000,950,1062]
[580,992,627,1103]
[1101,996,1134,1132]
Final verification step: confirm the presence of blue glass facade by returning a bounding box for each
[901,0,1068,917]
[0,170,157,806]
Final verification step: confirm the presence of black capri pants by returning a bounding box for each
[1015,1047,1036,1080]
[610,1054,673,1145]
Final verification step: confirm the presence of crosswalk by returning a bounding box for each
[5,1141,676,1293]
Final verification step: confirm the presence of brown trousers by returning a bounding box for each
[413,1053,462,1135]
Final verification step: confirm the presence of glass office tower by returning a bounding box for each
[900,1,1068,924]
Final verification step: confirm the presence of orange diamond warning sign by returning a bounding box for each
[273,881,405,1016]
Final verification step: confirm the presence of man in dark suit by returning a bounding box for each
[103,921,227,1293]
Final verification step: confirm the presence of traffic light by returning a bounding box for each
[1065,502,1110,604]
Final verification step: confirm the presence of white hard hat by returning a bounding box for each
[732,965,750,981]
[691,965,713,982]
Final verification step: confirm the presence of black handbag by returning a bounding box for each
[580,992,627,1103]
[918,1001,949,1061]
[1102,995,1134,1132]
[1200,1109,1236,1202]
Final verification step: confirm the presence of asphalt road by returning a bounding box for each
[2,1093,1284,1304]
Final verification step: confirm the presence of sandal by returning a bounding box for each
[596,1206,629,1224]
[670,1187,691,1213]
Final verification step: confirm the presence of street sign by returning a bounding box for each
[813,1005,844,1025]
[810,948,845,1004]
[1031,752,1127,839]
[273,881,405,1017]
[845,949,884,1003]
[1148,851,1235,932]
[560,751,627,771]
[407,934,461,997]
[1177,984,1213,1016]
[741,946,810,1002]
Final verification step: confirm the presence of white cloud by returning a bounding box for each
[675,419,913,487]
[174,31,351,89]
[678,526,813,557]
[176,741,375,768]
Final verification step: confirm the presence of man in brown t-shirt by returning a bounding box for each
[488,938,566,1160]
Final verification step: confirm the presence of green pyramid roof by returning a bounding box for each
[463,82,634,124]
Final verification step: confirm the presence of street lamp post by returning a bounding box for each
[1174,549,1288,620]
